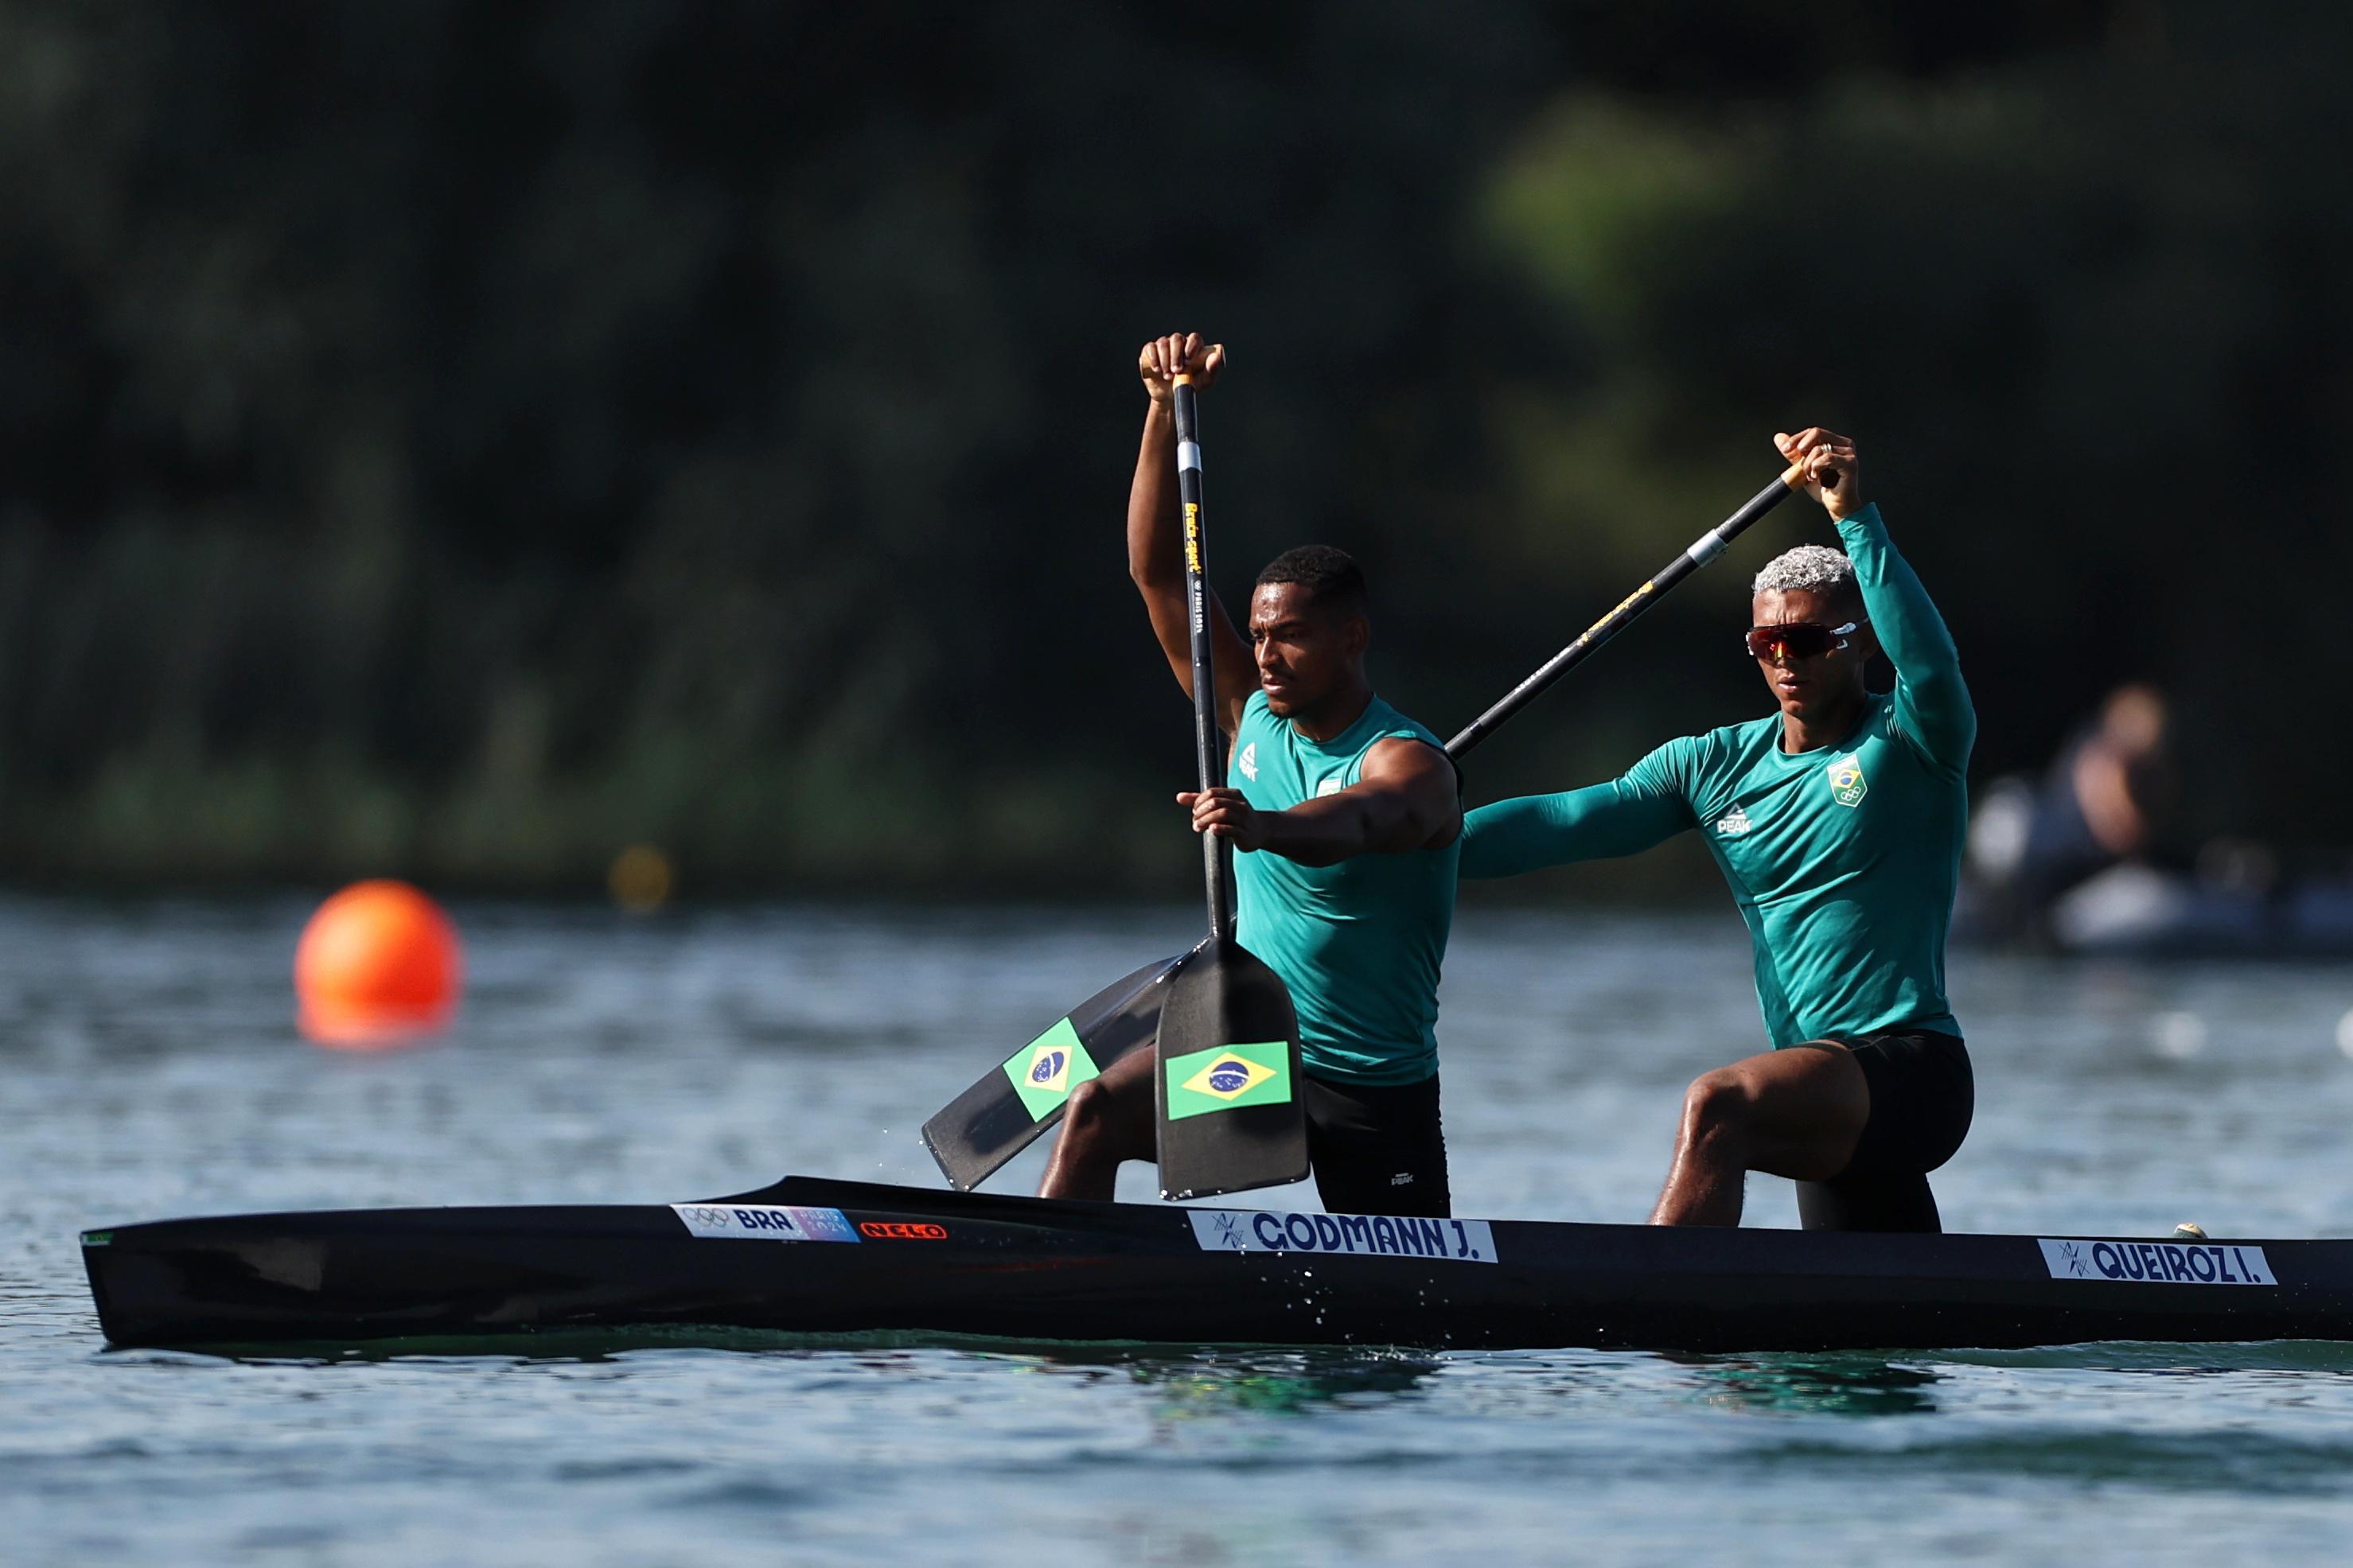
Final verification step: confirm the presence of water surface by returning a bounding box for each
[7,895,2353,1566]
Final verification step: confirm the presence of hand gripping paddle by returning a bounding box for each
[1150,374,1311,1200]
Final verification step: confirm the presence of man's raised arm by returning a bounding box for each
[1776,427,1976,773]
[1129,333,1256,737]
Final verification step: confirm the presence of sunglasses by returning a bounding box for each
[1744,621,1860,661]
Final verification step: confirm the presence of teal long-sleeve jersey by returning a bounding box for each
[1461,504,1974,1047]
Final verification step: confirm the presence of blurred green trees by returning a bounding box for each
[0,2,2338,892]
[1478,5,2352,854]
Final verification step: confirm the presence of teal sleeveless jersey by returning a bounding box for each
[1228,690,1459,1085]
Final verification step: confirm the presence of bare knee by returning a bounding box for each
[1679,1069,1755,1150]
[1062,1076,1151,1157]
[1062,1079,1115,1139]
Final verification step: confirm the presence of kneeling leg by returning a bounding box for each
[1036,1045,1158,1201]
[1796,1172,1942,1233]
[1650,1043,1869,1227]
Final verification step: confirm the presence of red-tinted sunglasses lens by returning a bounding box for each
[1745,623,1841,659]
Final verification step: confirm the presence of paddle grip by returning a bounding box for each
[1171,379,1233,937]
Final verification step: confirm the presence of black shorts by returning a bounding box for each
[1796,1028,1973,1234]
[1301,1070,1451,1219]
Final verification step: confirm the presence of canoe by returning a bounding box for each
[80,1175,2352,1352]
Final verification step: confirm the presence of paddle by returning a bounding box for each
[921,948,1194,1192]
[1151,373,1311,1200]
[921,460,1806,1193]
[1445,463,1806,757]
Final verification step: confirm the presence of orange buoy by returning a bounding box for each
[607,843,675,914]
[294,880,463,1047]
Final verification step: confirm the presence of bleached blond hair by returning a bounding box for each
[1752,544,1856,598]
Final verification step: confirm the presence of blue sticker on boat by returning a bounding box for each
[1190,1208,1497,1264]
[2038,1237,2275,1286]
[670,1204,861,1243]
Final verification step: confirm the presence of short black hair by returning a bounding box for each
[1255,545,1369,620]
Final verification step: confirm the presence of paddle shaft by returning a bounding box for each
[1444,464,1806,759]
[1171,376,1232,937]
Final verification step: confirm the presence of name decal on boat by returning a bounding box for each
[670,1204,862,1243]
[2037,1237,2277,1286]
[1189,1208,1498,1264]
[859,1221,949,1240]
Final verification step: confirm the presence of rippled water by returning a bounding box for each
[7,893,2353,1565]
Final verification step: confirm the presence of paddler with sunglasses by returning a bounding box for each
[1462,428,1974,1232]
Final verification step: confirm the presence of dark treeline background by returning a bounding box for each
[2,1,2344,895]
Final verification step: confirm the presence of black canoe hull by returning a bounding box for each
[80,1176,2353,1352]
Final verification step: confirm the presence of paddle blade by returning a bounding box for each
[1153,934,1309,1200]
[921,953,1186,1192]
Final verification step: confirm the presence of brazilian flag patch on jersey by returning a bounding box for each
[1825,753,1868,807]
[1162,1042,1293,1120]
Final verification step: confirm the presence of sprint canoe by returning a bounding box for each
[79,1176,2353,1352]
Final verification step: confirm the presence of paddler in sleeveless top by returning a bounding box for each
[1463,429,1975,1231]
[1038,333,1463,1218]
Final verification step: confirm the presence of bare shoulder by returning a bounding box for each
[1361,735,1461,847]
[1360,733,1454,786]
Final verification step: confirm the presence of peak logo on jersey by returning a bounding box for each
[1237,741,1258,781]
[1163,1041,1293,1120]
[1825,754,1868,808]
[1000,1018,1102,1122]
[1714,805,1754,836]
[1315,777,1344,798]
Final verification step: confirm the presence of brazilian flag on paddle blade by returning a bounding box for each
[1003,1017,1104,1123]
[1153,933,1307,1199]
[922,955,1183,1192]
[1162,1041,1291,1119]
